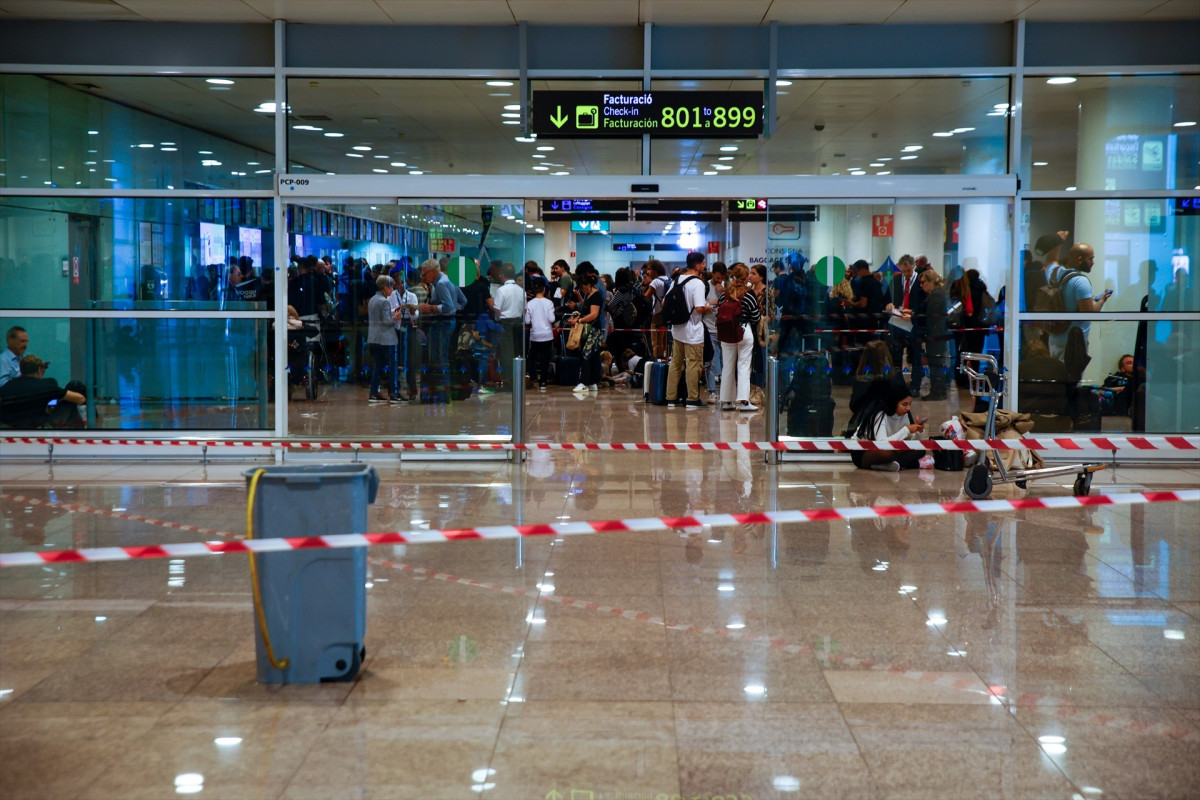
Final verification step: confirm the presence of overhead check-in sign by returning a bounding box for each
[532,91,764,138]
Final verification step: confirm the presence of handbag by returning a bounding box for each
[582,326,604,359]
[566,318,586,351]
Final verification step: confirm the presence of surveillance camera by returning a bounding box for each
[813,123,825,132]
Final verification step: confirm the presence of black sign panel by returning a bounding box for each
[532,91,763,138]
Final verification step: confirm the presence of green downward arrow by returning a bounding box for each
[550,105,568,128]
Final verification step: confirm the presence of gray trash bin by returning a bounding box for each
[243,463,379,684]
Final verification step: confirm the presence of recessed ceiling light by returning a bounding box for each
[346,153,364,158]
[532,165,550,170]
[877,170,891,175]
[324,132,344,138]
[409,170,424,175]
[987,111,1006,116]
[536,146,555,151]
[900,155,918,160]
[703,171,718,175]
[551,171,569,175]
[1174,121,1197,127]
[932,131,954,137]
[504,104,521,111]
[775,79,792,87]
[501,112,520,118]
[952,127,975,133]
[1046,76,1077,85]
[206,78,235,85]
[850,170,866,175]
[877,157,892,161]
[372,168,387,173]
[502,120,520,125]
[488,92,511,97]
[719,156,735,161]
[390,161,407,167]
[515,136,536,143]
[486,80,514,87]
[161,147,177,152]
[719,145,739,152]
[1033,161,1048,166]
[712,164,732,170]
[869,162,885,167]
[87,130,99,135]
[994,103,1010,109]
[352,145,372,151]
[1066,186,1077,191]
[902,145,923,152]
[532,154,546,159]
[293,124,322,131]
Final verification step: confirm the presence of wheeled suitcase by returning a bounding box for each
[645,360,670,405]
[554,355,581,386]
[243,464,378,684]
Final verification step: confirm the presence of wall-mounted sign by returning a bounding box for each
[429,237,456,253]
[734,199,768,211]
[533,91,763,138]
[872,214,894,237]
[545,198,594,212]
[571,220,610,232]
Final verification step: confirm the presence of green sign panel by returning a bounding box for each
[570,219,610,232]
[532,90,764,138]
[812,255,846,287]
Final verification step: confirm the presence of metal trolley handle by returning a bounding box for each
[959,352,1002,400]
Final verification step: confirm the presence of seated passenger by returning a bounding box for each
[0,355,85,429]
[849,381,925,472]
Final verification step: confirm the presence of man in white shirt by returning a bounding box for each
[493,263,526,391]
[1,326,29,388]
[665,252,712,408]
[387,273,419,401]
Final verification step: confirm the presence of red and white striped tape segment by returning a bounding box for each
[4,435,1198,453]
[2,489,1194,569]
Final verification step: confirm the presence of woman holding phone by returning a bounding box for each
[849,381,926,471]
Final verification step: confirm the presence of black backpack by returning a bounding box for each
[661,275,698,326]
[1034,265,1080,335]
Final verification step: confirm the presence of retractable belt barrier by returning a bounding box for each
[4,435,1198,453]
[1,489,1194,568]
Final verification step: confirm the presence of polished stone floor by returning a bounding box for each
[1,389,1197,799]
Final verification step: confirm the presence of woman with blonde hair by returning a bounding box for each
[717,263,763,412]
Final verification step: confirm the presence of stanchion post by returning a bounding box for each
[511,357,525,463]
[765,356,780,465]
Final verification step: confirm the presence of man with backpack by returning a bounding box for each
[1042,243,1109,363]
[664,252,712,408]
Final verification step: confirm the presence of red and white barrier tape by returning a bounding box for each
[0,494,239,540]
[4,435,1198,453]
[2,489,1194,568]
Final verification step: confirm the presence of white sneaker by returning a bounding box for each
[721,402,735,411]
[588,384,599,391]
[739,402,759,412]
[870,460,901,472]
[572,383,588,393]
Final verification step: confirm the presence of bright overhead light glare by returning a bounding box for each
[932,131,954,137]
[775,79,792,87]
[532,154,546,159]
[712,164,732,170]
[743,684,766,696]
[372,168,387,173]
[952,127,975,133]
[293,124,323,131]
[1174,120,1197,127]
[532,166,550,170]
[161,147,177,152]
[352,145,372,151]
[87,130,99,135]
[902,145,923,152]
[390,162,407,167]
[1164,629,1185,640]
[719,145,739,152]
[323,132,344,138]
[702,171,718,175]
[900,155,918,160]
[214,737,242,746]
[1046,76,1077,85]
[726,622,746,629]
[1066,185,1077,191]
[409,170,424,175]
[719,156,735,161]
[850,170,866,175]
[869,162,885,167]
[1038,735,1065,744]
[486,80,514,87]
[501,112,521,118]
[994,103,1010,109]
[876,157,892,161]
[877,170,891,175]
[987,111,1006,116]
[515,136,537,143]
[502,120,521,125]
[536,145,555,151]
[1033,161,1048,166]
[206,78,235,85]
[503,104,521,111]
[345,153,364,158]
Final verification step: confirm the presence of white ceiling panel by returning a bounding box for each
[641,0,773,26]
[0,0,137,18]
[886,0,1038,24]
[116,0,269,22]
[376,0,515,25]
[241,0,393,24]
[762,0,903,24]
[1019,0,1164,21]
[509,0,638,25]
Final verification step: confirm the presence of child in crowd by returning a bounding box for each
[850,381,926,471]
[524,278,555,389]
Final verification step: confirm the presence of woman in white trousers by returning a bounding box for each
[718,263,763,412]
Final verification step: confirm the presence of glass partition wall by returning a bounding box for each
[2,46,1196,442]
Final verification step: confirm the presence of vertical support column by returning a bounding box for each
[1006,19,1026,413]
[642,23,651,175]
[765,356,779,464]
[519,21,529,136]
[511,356,525,463]
[766,21,778,140]
[272,18,288,439]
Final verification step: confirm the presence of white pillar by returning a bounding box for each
[543,221,575,266]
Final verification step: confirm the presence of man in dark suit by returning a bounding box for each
[885,254,926,396]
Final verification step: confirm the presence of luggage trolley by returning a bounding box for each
[958,352,1104,500]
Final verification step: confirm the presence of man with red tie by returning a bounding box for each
[885,254,926,396]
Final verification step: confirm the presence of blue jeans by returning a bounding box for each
[706,329,722,393]
[426,321,453,390]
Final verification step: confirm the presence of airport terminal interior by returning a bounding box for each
[2,1,1199,798]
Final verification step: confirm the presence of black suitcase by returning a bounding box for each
[787,396,835,437]
[554,355,581,386]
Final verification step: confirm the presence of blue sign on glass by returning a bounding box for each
[546,199,593,212]
[571,220,610,232]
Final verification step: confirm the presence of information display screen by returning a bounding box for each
[532,91,764,138]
